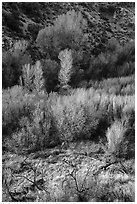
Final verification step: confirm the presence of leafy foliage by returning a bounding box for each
[36,10,87,60]
[86,39,135,80]
[2,40,31,88]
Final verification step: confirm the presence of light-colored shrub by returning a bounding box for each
[2,85,37,151]
[2,85,34,128]
[12,40,28,56]
[8,99,52,152]
[33,61,45,93]
[50,88,106,142]
[48,86,134,144]
[52,103,85,142]
[58,49,73,86]
[21,64,34,91]
[21,61,45,93]
[88,75,134,96]
[106,120,127,155]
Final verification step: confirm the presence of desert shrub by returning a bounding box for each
[50,88,110,143]
[85,88,135,122]
[88,89,134,130]
[53,88,135,143]
[3,94,60,153]
[2,86,48,138]
[113,95,135,116]
[21,61,45,93]
[83,105,108,140]
[52,102,85,142]
[8,99,53,153]
[2,40,31,88]
[2,85,35,138]
[2,86,61,152]
[105,112,135,159]
[106,120,127,156]
[36,10,87,60]
[88,75,135,96]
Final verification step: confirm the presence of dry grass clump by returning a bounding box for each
[106,120,127,155]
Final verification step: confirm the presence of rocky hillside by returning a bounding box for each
[2,2,135,54]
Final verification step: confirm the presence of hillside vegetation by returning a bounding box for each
[2,2,135,202]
